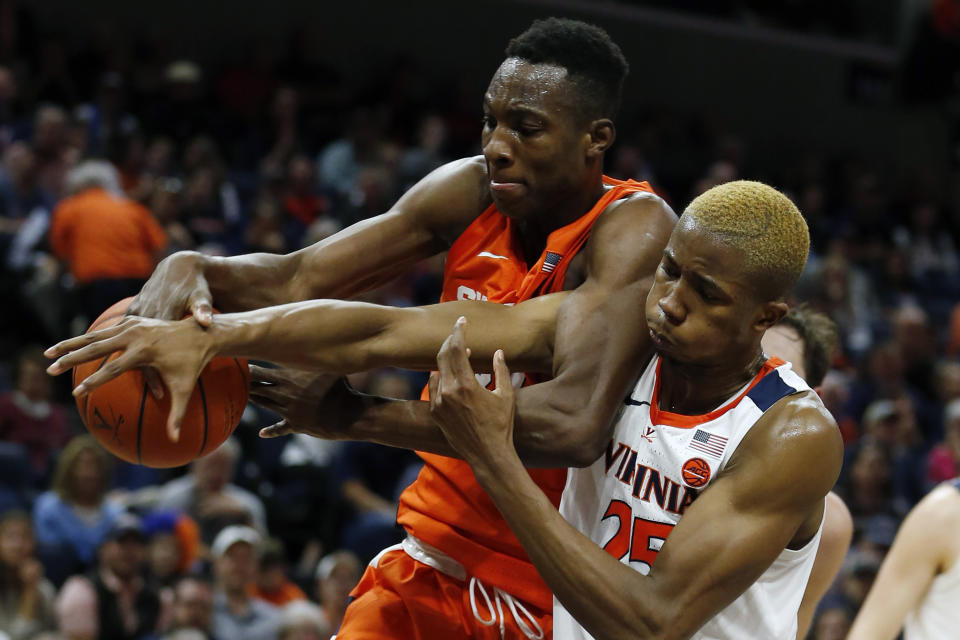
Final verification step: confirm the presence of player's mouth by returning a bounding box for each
[648,327,674,350]
[490,180,525,193]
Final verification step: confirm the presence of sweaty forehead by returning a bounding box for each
[486,58,575,112]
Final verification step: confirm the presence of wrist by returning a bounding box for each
[470,444,523,489]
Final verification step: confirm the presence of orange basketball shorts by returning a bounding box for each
[335,541,552,640]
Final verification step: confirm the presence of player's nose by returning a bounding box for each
[483,125,513,168]
[657,287,685,325]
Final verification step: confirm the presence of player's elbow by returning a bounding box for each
[524,407,611,468]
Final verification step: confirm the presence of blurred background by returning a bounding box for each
[0,0,958,638]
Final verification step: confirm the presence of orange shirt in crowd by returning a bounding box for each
[247,580,307,607]
[50,187,168,283]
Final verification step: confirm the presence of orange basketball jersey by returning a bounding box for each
[397,177,656,611]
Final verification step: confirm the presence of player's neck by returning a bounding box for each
[657,349,767,416]
[516,176,606,263]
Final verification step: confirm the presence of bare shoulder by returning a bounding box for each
[582,191,676,285]
[729,391,842,506]
[593,190,676,238]
[399,156,492,245]
[911,482,960,530]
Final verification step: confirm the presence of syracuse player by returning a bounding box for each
[47,18,676,638]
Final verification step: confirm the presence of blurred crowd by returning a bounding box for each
[0,2,959,639]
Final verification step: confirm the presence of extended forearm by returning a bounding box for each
[202,251,307,310]
[208,300,433,372]
[471,452,662,639]
[340,395,459,457]
[208,296,559,374]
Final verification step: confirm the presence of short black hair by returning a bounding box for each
[505,17,629,120]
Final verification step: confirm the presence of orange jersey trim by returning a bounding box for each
[650,357,788,429]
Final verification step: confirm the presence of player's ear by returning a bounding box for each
[586,119,615,159]
[754,301,788,333]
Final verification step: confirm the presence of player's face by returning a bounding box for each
[645,216,777,365]
[761,324,806,379]
[481,59,592,220]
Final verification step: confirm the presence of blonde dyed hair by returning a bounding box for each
[684,180,809,299]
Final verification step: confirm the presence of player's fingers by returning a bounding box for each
[436,317,474,387]
[249,364,283,386]
[46,338,123,376]
[492,350,514,399]
[188,291,214,327]
[165,383,192,443]
[44,324,125,361]
[143,367,165,400]
[428,371,440,409]
[249,381,288,406]
[72,350,141,396]
[259,420,293,439]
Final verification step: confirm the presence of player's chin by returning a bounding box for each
[491,193,531,220]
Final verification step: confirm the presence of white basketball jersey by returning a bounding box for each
[554,355,822,640]
[904,479,960,640]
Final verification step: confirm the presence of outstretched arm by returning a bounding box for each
[45,293,562,439]
[48,193,674,466]
[429,321,843,640]
[847,484,960,640]
[127,157,487,323]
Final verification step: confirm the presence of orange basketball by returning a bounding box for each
[72,297,249,468]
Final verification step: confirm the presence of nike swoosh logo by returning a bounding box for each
[625,397,651,407]
[477,251,509,260]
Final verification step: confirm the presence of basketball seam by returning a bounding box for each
[83,354,113,422]
[197,377,209,458]
[136,382,149,465]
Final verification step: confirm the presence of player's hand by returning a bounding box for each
[44,316,215,442]
[128,251,215,326]
[128,251,215,398]
[429,317,516,468]
[251,366,355,440]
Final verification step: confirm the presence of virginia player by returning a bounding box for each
[428,181,842,639]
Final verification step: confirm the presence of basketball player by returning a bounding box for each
[762,308,854,640]
[847,478,960,639]
[47,18,677,638]
[427,181,843,639]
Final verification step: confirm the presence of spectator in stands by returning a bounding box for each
[810,598,854,640]
[840,435,897,526]
[163,575,214,640]
[179,136,241,251]
[48,159,167,323]
[248,538,305,607]
[210,525,281,640]
[33,435,121,571]
[313,550,360,634]
[0,511,56,639]
[0,345,70,481]
[56,513,161,640]
[29,104,72,199]
[155,438,266,546]
[926,398,960,487]
[316,105,396,208]
[278,600,328,640]
[141,511,200,590]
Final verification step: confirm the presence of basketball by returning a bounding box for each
[72,297,249,468]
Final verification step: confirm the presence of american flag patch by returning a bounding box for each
[542,251,562,273]
[689,429,728,458]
